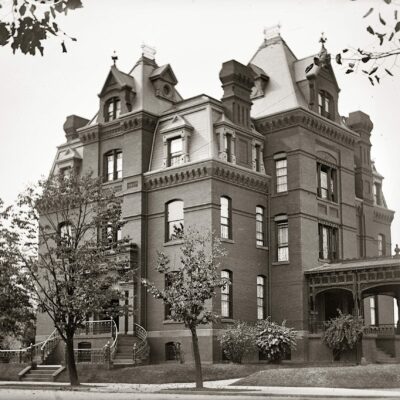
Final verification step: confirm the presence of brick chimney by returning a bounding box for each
[219,60,254,129]
[63,115,89,141]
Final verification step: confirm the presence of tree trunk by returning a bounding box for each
[65,334,80,386]
[190,326,203,389]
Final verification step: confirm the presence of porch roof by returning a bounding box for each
[305,256,400,275]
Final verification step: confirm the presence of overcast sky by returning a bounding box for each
[1,0,399,249]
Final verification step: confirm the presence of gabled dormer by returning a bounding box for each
[149,64,178,102]
[98,65,136,123]
[296,40,341,123]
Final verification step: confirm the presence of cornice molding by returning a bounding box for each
[144,160,269,193]
[255,108,358,149]
[373,208,395,224]
[78,112,159,144]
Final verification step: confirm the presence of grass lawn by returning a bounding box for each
[235,364,400,389]
[56,363,274,384]
[0,364,28,381]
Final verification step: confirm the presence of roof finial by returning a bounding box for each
[111,50,118,66]
[263,24,281,41]
[141,43,156,60]
[319,32,327,47]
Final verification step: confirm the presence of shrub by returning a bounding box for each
[218,321,257,363]
[322,311,364,360]
[256,318,297,362]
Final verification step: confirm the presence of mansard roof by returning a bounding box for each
[249,35,340,119]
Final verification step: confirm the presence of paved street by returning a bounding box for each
[0,389,395,400]
[1,386,400,400]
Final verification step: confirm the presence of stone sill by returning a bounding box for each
[221,238,235,244]
[272,261,290,266]
[256,245,269,251]
[163,240,184,247]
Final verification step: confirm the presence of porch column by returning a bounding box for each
[396,296,400,334]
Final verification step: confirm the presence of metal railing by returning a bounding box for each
[75,319,115,336]
[133,323,150,363]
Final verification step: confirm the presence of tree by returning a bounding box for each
[143,228,228,389]
[0,0,83,55]
[311,0,400,83]
[0,199,35,347]
[322,311,364,361]
[218,321,257,364]
[1,172,130,386]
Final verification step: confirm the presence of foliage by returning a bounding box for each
[310,0,400,82]
[0,0,83,55]
[218,321,257,363]
[143,227,228,388]
[256,318,297,362]
[0,172,130,385]
[0,199,36,347]
[322,311,364,358]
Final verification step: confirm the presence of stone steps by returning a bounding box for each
[20,365,61,382]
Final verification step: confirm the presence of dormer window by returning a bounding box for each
[168,137,183,167]
[105,97,121,122]
[318,91,332,120]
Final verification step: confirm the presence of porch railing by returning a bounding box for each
[133,322,150,363]
[364,324,398,336]
[75,319,115,336]
[0,328,59,364]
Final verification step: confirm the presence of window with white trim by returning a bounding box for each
[378,234,386,256]
[220,196,232,240]
[105,150,122,182]
[276,218,289,262]
[257,275,266,320]
[256,206,265,246]
[317,163,337,202]
[275,158,287,193]
[166,200,184,241]
[221,270,232,318]
[105,97,121,122]
[318,224,338,260]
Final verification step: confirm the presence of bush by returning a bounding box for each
[218,321,257,363]
[322,311,364,360]
[256,318,297,362]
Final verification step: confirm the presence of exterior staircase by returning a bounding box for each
[20,365,62,382]
[376,347,397,364]
[113,334,149,366]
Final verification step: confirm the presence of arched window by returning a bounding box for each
[256,206,265,246]
[77,342,91,362]
[318,91,333,120]
[105,97,121,122]
[221,270,232,318]
[104,150,122,182]
[165,342,176,361]
[166,200,184,241]
[257,276,266,320]
[220,196,232,240]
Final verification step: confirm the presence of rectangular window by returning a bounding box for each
[318,224,338,260]
[255,144,261,172]
[257,276,266,320]
[168,137,183,167]
[166,200,184,241]
[378,234,385,256]
[275,158,287,193]
[374,183,382,206]
[221,270,232,318]
[256,206,265,246]
[220,197,232,240]
[317,163,337,202]
[276,221,289,262]
[224,134,232,163]
[105,150,123,182]
[370,296,377,326]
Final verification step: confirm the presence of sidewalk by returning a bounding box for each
[1,379,400,397]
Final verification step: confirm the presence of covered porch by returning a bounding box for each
[305,256,400,363]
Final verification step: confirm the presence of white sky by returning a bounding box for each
[1,0,399,249]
